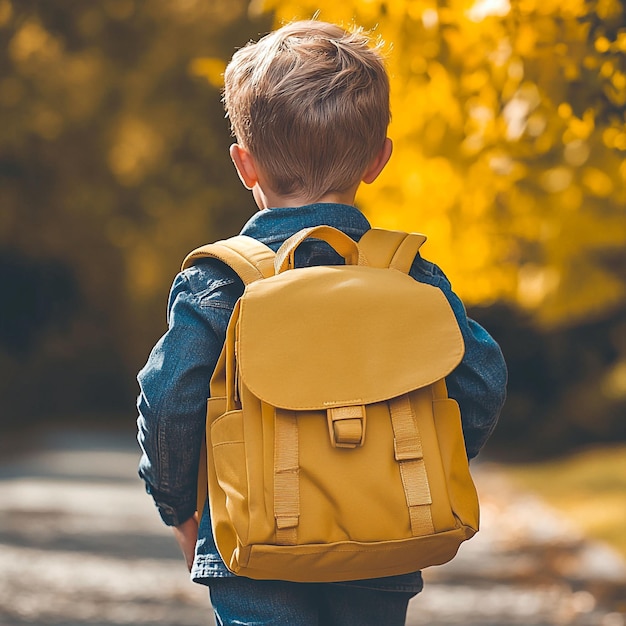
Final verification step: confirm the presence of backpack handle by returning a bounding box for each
[275,226,364,274]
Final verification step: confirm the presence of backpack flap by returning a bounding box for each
[236,264,464,411]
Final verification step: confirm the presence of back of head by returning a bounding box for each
[224,21,390,203]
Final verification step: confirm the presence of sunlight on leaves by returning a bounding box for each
[189,57,227,88]
[258,0,626,326]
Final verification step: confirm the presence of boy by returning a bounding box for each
[137,20,507,626]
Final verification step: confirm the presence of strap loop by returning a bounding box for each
[394,436,423,461]
[274,409,300,545]
[388,395,435,536]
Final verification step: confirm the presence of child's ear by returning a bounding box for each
[229,144,259,190]
[362,138,393,184]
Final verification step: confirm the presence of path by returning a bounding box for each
[0,427,624,626]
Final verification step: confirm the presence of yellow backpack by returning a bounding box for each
[182,226,479,583]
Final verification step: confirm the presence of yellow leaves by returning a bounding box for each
[462,69,490,92]
[563,139,590,166]
[540,167,573,193]
[126,242,163,299]
[559,184,584,212]
[264,1,356,26]
[560,107,595,143]
[517,205,626,325]
[462,101,496,154]
[502,82,540,140]
[553,0,587,18]
[596,0,623,20]
[362,151,462,230]
[557,102,572,119]
[108,117,164,186]
[425,62,462,127]
[515,23,537,56]
[420,8,440,29]
[582,167,614,197]
[603,361,626,400]
[189,57,226,88]
[9,18,62,65]
[5,14,109,135]
[389,60,462,137]
[540,263,625,326]
[439,27,467,60]
[595,36,611,53]
[611,70,626,92]
[514,0,586,17]
[600,59,615,78]
[260,0,626,324]
[517,264,560,310]
[0,0,12,27]
[466,0,511,22]
[603,127,626,151]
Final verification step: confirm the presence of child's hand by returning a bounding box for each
[172,514,199,572]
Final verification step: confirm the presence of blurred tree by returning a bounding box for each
[1,0,624,452]
[471,303,626,458]
[259,0,626,327]
[0,251,78,355]
[0,0,271,422]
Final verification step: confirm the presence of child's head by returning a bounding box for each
[224,20,390,204]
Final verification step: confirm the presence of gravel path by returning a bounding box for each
[0,428,624,626]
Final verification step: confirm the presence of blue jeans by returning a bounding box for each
[208,577,416,626]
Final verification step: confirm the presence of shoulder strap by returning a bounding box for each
[181,235,276,284]
[358,228,427,274]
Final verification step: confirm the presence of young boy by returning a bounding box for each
[137,20,507,626]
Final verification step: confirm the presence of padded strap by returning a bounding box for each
[388,394,435,536]
[358,228,427,274]
[181,235,276,284]
[274,409,300,545]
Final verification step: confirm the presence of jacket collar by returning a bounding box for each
[239,203,371,247]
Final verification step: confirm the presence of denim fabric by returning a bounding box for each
[208,577,417,626]
[137,203,508,592]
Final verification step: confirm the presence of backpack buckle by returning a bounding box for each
[327,406,366,448]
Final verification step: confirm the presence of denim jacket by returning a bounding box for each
[137,203,507,592]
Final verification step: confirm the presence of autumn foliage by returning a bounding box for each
[0,0,624,453]
[255,0,626,327]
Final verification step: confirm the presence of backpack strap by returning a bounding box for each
[359,228,438,538]
[358,228,427,274]
[181,235,276,284]
[184,236,275,522]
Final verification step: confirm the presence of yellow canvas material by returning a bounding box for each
[184,226,480,583]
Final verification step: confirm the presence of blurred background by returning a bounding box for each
[0,0,625,623]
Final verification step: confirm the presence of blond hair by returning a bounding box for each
[223,20,390,202]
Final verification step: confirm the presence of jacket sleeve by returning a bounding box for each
[410,256,507,459]
[136,263,240,526]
